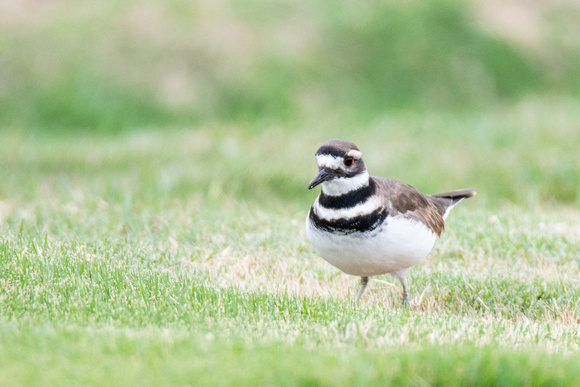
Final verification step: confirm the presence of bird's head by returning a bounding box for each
[308,139,369,195]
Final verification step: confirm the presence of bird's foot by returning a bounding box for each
[401,292,409,307]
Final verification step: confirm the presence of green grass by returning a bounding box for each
[1,112,580,385]
[2,324,579,386]
[1,326,579,386]
[1,204,580,385]
[2,99,579,206]
[2,0,580,130]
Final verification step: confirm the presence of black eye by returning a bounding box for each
[344,157,354,167]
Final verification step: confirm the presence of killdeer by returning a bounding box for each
[306,139,475,305]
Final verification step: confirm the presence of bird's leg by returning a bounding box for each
[401,285,409,306]
[355,276,369,303]
[392,270,409,306]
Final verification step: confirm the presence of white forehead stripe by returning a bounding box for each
[321,171,370,196]
[315,154,344,169]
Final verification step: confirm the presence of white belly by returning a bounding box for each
[306,213,437,277]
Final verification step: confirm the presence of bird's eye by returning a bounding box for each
[344,157,354,167]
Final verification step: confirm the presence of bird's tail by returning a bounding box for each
[431,188,476,206]
[429,188,476,220]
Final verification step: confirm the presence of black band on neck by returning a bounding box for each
[309,206,388,235]
[318,179,375,209]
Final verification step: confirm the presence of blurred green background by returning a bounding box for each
[1,0,579,208]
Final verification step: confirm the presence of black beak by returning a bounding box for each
[308,168,335,189]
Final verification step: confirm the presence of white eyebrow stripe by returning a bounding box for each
[347,150,362,159]
[315,154,344,170]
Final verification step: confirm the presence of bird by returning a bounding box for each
[305,139,475,305]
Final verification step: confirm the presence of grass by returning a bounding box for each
[2,0,580,130]
[2,98,579,206]
[1,204,580,385]
[2,325,579,386]
[1,108,580,385]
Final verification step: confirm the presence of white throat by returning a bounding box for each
[321,171,369,196]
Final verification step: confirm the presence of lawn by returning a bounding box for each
[1,110,579,385]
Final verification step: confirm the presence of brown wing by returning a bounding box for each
[373,177,446,236]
